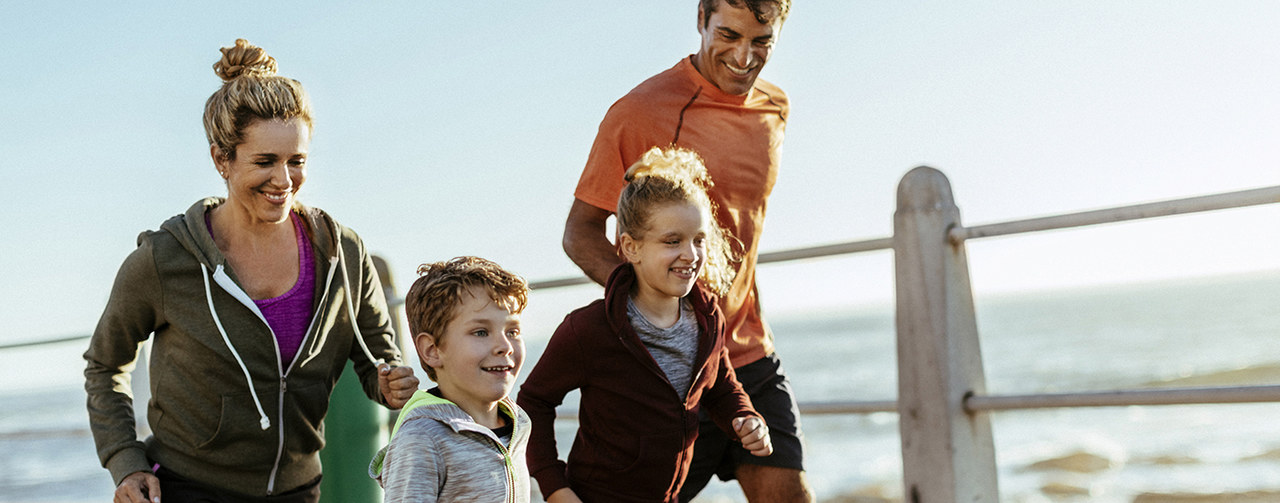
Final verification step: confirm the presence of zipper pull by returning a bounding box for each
[281,376,288,393]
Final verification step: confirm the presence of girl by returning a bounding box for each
[518,146,772,503]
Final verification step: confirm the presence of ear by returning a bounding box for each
[696,3,707,33]
[619,232,641,263]
[415,332,443,370]
[210,145,230,176]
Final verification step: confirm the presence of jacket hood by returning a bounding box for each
[370,389,528,477]
[159,198,342,270]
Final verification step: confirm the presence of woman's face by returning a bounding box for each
[214,118,310,225]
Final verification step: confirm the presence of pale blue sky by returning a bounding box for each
[2,1,1279,345]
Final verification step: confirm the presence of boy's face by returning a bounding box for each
[419,286,524,411]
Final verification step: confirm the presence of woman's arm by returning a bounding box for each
[341,228,416,408]
[84,238,164,487]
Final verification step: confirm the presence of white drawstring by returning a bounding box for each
[336,237,384,368]
[202,263,272,431]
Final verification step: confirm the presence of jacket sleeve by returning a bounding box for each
[515,316,586,499]
[342,228,402,407]
[702,346,761,438]
[83,235,164,485]
[377,420,443,503]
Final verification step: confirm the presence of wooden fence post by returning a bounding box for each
[894,166,998,502]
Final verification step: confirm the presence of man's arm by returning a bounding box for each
[562,198,623,286]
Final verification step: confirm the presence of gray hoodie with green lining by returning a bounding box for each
[370,390,531,503]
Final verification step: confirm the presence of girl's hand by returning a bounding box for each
[734,416,774,457]
[547,487,584,503]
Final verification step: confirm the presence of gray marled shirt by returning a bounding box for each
[628,297,699,401]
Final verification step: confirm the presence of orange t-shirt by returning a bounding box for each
[574,56,789,368]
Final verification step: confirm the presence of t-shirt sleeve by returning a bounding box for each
[574,98,668,212]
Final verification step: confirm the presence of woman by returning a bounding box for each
[84,39,419,503]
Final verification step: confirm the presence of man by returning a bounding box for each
[562,1,814,501]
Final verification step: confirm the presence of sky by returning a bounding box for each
[2,1,1279,347]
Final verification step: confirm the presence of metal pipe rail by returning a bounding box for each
[950,184,1280,243]
[966,384,1280,412]
[526,236,894,292]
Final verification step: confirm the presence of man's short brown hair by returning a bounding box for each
[700,0,790,27]
[403,256,529,380]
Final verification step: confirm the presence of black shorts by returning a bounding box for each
[678,353,806,500]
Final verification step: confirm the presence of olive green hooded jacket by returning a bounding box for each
[85,198,403,496]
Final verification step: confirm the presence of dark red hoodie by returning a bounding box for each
[519,264,757,499]
[518,264,760,502]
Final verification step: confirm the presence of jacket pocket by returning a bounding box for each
[283,381,329,455]
[196,392,266,452]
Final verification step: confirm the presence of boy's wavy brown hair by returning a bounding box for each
[404,256,529,381]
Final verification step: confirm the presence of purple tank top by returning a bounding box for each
[208,210,316,366]
[252,213,316,366]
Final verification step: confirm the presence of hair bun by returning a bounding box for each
[213,38,278,82]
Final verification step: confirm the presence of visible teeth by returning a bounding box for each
[264,192,288,202]
[726,63,751,75]
[483,366,512,372]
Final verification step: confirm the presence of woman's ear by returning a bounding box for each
[211,145,230,178]
[416,332,442,370]
[619,232,640,263]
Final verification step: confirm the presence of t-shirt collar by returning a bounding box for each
[681,55,753,105]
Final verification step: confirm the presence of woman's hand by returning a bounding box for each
[115,471,161,503]
[734,416,774,457]
[378,363,419,409]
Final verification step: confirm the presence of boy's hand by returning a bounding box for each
[734,416,773,457]
[547,487,584,503]
[378,363,419,409]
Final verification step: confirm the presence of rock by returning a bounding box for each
[1027,451,1114,473]
[1241,448,1280,462]
[1138,454,1199,465]
[1040,481,1091,496]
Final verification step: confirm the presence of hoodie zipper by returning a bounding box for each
[211,257,340,495]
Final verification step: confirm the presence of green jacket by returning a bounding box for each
[84,198,403,496]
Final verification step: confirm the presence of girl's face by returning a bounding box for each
[213,118,310,225]
[622,201,708,302]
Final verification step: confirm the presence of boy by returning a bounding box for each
[370,256,532,503]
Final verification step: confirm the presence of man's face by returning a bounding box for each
[694,0,782,96]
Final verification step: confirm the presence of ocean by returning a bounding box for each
[2,271,1278,502]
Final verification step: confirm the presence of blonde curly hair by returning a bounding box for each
[616,146,738,296]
